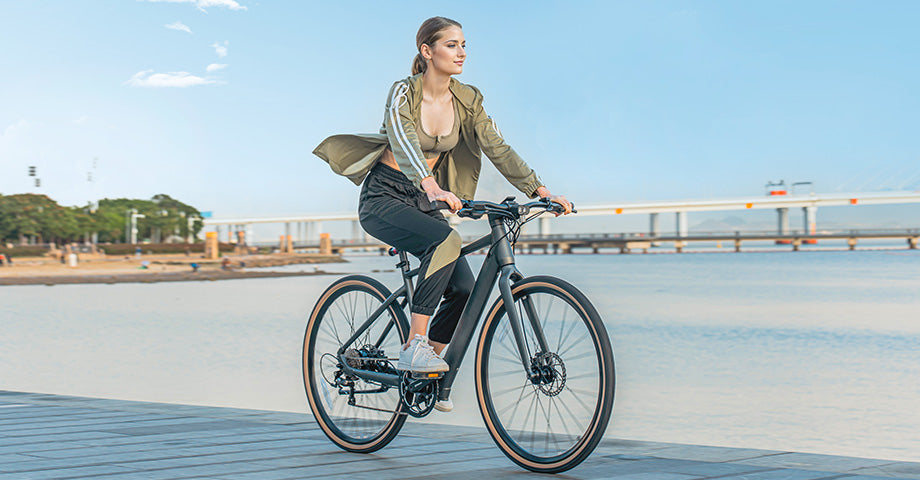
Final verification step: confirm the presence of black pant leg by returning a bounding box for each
[427,256,474,344]
[359,172,462,316]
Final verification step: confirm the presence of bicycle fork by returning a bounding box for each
[498,265,552,380]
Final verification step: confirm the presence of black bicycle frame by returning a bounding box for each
[334,213,553,402]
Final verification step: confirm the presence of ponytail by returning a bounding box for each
[411,53,427,75]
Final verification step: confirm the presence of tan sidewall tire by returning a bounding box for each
[474,276,615,473]
[303,275,409,453]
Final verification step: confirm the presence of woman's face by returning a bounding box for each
[426,26,466,75]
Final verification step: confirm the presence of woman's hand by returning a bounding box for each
[535,186,572,216]
[421,177,462,212]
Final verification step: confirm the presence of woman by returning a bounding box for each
[314,16,571,412]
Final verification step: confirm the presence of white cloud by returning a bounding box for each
[211,40,228,57]
[164,21,192,33]
[206,63,227,72]
[1,119,31,141]
[142,0,247,12]
[126,70,217,88]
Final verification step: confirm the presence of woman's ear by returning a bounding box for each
[420,43,432,61]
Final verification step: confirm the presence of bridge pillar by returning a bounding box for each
[246,224,254,246]
[284,222,291,243]
[540,217,551,236]
[777,208,789,235]
[803,206,817,235]
[649,213,661,247]
[351,221,361,242]
[675,211,688,238]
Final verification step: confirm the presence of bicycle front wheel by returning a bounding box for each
[475,276,615,473]
[303,275,409,453]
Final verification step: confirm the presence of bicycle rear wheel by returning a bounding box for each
[303,275,409,453]
[475,276,615,473]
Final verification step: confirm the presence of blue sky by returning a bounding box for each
[1,1,918,223]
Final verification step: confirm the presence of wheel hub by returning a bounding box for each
[530,352,566,396]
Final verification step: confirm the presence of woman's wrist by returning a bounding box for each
[535,186,551,198]
[420,176,439,194]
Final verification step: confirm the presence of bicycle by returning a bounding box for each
[302,196,615,473]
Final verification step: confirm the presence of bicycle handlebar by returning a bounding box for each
[428,196,576,219]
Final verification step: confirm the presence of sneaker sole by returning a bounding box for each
[434,402,453,412]
[396,361,449,373]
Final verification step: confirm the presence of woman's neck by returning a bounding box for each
[422,70,451,101]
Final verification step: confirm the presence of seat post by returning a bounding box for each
[396,250,414,308]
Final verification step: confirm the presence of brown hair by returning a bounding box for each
[412,16,462,75]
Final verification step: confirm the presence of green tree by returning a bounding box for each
[0,194,81,244]
[94,194,203,243]
[0,193,204,244]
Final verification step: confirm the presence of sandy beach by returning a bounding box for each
[0,253,346,286]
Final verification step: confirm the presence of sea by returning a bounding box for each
[2,247,919,462]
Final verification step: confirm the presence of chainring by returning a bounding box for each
[399,372,438,418]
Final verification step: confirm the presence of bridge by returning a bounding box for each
[203,190,920,246]
[240,228,920,255]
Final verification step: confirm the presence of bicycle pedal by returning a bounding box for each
[409,371,444,380]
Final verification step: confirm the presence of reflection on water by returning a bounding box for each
[1,250,919,461]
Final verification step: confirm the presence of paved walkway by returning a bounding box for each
[2,390,918,479]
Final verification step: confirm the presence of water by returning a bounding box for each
[2,250,919,462]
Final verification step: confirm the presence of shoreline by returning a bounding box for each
[0,253,346,286]
[0,269,342,286]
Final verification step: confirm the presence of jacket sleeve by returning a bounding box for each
[469,86,545,198]
[383,81,433,190]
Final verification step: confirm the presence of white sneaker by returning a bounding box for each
[398,335,449,373]
[434,398,453,412]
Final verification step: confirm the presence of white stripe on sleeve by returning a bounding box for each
[388,83,428,178]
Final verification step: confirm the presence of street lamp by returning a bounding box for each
[186,216,200,243]
[130,210,145,244]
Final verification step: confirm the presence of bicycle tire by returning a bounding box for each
[475,275,615,473]
[303,275,409,453]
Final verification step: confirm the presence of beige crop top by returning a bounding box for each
[417,99,461,158]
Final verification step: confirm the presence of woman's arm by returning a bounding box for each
[383,81,434,190]
[470,87,571,214]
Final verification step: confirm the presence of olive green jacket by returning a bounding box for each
[313,74,543,201]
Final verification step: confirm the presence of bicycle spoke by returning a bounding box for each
[560,349,596,364]
[565,371,599,382]
[557,391,589,433]
[498,383,532,423]
[491,382,533,397]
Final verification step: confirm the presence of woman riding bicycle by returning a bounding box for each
[314,16,572,412]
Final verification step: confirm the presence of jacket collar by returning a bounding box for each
[406,73,477,111]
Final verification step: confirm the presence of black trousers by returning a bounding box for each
[358,163,474,344]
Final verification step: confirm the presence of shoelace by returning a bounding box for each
[417,341,437,358]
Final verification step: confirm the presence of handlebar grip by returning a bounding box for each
[545,199,576,214]
[429,200,452,211]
